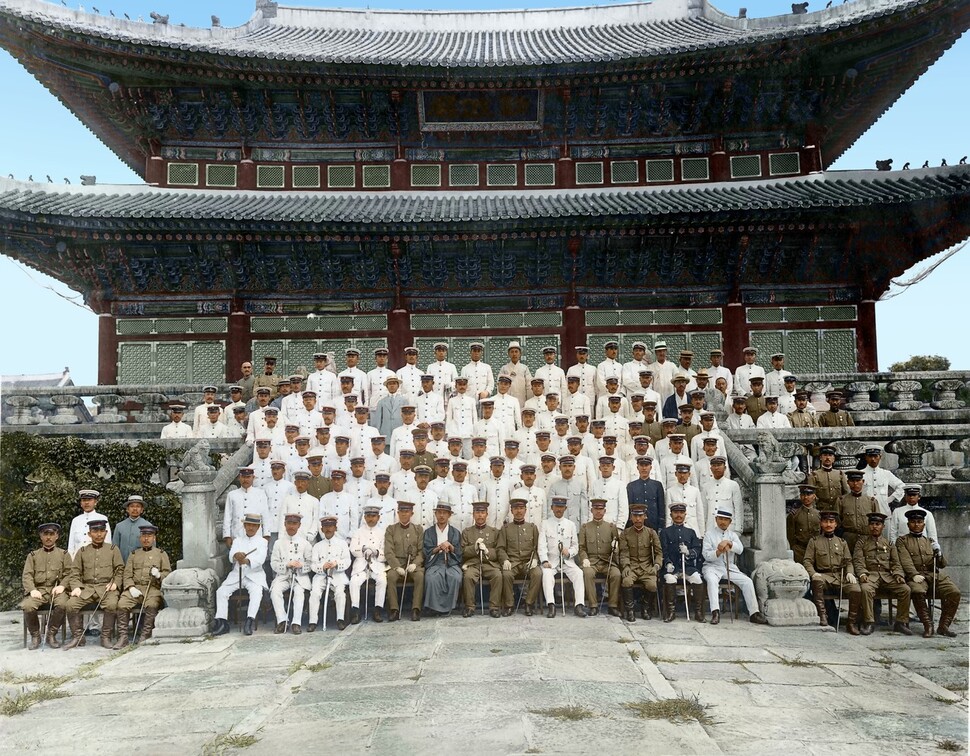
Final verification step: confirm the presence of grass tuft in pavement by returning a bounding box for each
[628,649,641,661]
[286,657,308,676]
[529,705,595,721]
[775,654,820,668]
[731,678,756,685]
[0,684,70,716]
[0,671,70,686]
[931,695,957,705]
[871,654,895,668]
[202,732,260,755]
[304,662,332,673]
[625,694,716,726]
[937,739,963,752]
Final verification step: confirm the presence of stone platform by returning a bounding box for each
[0,607,966,755]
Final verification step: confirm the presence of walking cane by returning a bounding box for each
[322,567,333,630]
[931,551,938,627]
[81,584,110,636]
[680,552,690,620]
[558,542,566,618]
[514,549,537,615]
[363,553,371,622]
[132,579,153,645]
[835,566,844,634]
[724,553,735,623]
[599,539,616,615]
[234,548,258,628]
[284,568,296,627]
[39,591,56,652]
[479,549,486,616]
[400,554,411,612]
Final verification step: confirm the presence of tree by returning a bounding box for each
[889,355,950,372]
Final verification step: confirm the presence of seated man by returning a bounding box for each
[896,509,961,638]
[65,518,123,650]
[213,514,268,637]
[349,505,388,624]
[803,510,861,632]
[423,502,462,616]
[460,502,503,618]
[497,498,543,616]
[114,524,171,647]
[579,498,622,617]
[269,514,312,635]
[309,515,351,631]
[618,504,662,622]
[701,509,768,625]
[21,522,70,649]
[659,503,704,623]
[852,512,911,636]
[384,501,425,622]
[539,497,587,618]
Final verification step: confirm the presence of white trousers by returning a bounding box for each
[269,574,308,624]
[542,559,585,606]
[664,571,702,585]
[216,573,263,619]
[702,563,759,614]
[309,572,349,623]
[349,559,387,608]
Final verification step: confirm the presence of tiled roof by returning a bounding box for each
[0,0,943,68]
[1,167,967,226]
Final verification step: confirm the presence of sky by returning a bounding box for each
[0,0,967,384]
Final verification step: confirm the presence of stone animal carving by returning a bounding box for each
[179,440,214,472]
[875,159,893,171]
[756,431,782,465]
[791,2,809,13]
[149,11,169,24]
[754,559,810,606]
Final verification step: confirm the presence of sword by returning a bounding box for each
[931,548,938,627]
[285,568,295,626]
[835,565,844,634]
[599,538,617,616]
[724,553,735,623]
[479,549,485,616]
[400,553,411,611]
[558,541,566,618]
[680,551,690,620]
[131,574,154,645]
[364,552,371,622]
[322,567,333,630]
[39,590,56,652]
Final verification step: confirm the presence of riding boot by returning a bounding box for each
[25,610,41,650]
[64,612,86,650]
[662,584,676,622]
[623,588,636,623]
[691,585,707,623]
[846,593,861,636]
[912,596,933,638]
[138,609,158,642]
[45,606,65,649]
[112,613,130,650]
[100,612,116,648]
[811,583,828,627]
[641,592,654,620]
[937,594,960,638]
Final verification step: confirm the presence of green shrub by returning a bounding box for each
[0,433,182,610]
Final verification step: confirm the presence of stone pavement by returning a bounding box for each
[0,606,966,756]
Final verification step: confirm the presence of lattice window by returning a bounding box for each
[190,318,228,334]
[206,164,237,188]
[786,331,820,375]
[730,155,762,179]
[750,331,784,359]
[257,165,286,189]
[645,160,674,183]
[769,153,801,176]
[655,310,689,325]
[586,311,622,327]
[746,308,784,324]
[353,315,388,330]
[522,312,562,327]
[291,165,321,189]
[363,165,391,188]
[118,343,153,384]
[286,340,318,375]
[821,329,857,372]
[787,307,820,323]
[252,340,285,370]
[252,317,287,333]
[524,163,555,186]
[327,165,356,189]
[449,314,487,330]
[411,164,442,187]
[154,318,191,334]
[449,164,480,187]
[191,341,226,384]
[156,343,189,384]
[689,309,723,325]
[485,313,521,328]
[487,164,517,187]
[681,158,709,181]
[610,161,639,184]
[116,319,155,336]
[688,332,722,357]
[575,162,604,185]
[820,306,857,322]
[312,315,355,332]
[167,163,198,186]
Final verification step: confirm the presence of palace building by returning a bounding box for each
[0,0,968,384]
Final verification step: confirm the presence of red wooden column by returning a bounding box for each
[226,310,252,384]
[387,308,413,369]
[98,313,118,385]
[856,300,878,371]
[560,306,586,369]
[722,302,746,369]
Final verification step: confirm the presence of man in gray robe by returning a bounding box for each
[422,502,462,615]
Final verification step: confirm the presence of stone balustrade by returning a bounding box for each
[795,370,970,413]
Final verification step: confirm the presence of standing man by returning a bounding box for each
[803,511,860,632]
[534,346,567,401]
[595,340,624,401]
[567,346,597,407]
[461,342,495,400]
[817,390,855,427]
[112,494,152,563]
[397,346,425,403]
[160,403,194,440]
[366,347,397,410]
[861,445,904,516]
[254,356,281,398]
[307,352,340,406]
[853,512,911,636]
[896,510,960,638]
[349,505,388,624]
[498,499,542,616]
[807,446,847,511]
[539,497,587,617]
[374,375,408,440]
[223,467,270,547]
[384,501,425,622]
[618,504,663,622]
[701,509,768,625]
[308,515,352,631]
[269,513,312,634]
[21,522,70,649]
[733,346,765,397]
[212,514,267,636]
[887,484,938,545]
[837,470,880,553]
[764,353,792,396]
[546,456,587,527]
[787,484,822,564]
[426,342,459,400]
[498,340,533,408]
[621,341,652,397]
[114,524,171,646]
[68,488,112,558]
[339,348,368,406]
[460,502,504,618]
[579,499,622,616]
[706,349,733,397]
[64,519,123,649]
[237,360,256,402]
[647,342,677,404]
[627,456,665,532]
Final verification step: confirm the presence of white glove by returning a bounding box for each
[666,563,675,574]
[363,548,374,560]
[846,574,858,585]
[150,567,161,579]
[29,589,42,599]
[396,567,406,577]
[912,575,925,584]
[476,538,484,546]
[678,543,688,555]
[502,560,512,571]
[477,542,488,555]
[407,563,416,574]
[581,558,590,569]
[931,541,942,555]
[528,558,538,570]
[129,587,143,598]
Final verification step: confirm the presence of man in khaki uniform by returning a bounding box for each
[787,391,818,428]
[837,470,880,553]
[497,499,542,616]
[852,512,911,636]
[21,522,71,649]
[254,356,281,398]
[896,509,961,638]
[460,502,503,618]
[803,510,861,632]
[817,390,854,427]
[579,499,621,617]
[619,504,663,622]
[114,524,172,647]
[65,519,123,649]
[806,446,848,511]
[787,484,821,564]
[384,501,425,621]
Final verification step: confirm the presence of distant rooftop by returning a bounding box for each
[1,368,73,388]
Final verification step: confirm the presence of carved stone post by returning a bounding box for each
[931,379,966,410]
[4,395,39,425]
[49,395,82,424]
[93,394,126,423]
[888,438,936,484]
[136,392,169,423]
[887,380,923,411]
[951,438,970,482]
[845,381,879,411]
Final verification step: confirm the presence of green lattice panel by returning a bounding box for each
[522,335,560,369]
[785,330,820,374]
[820,306,857,322]
[618,334,653,357]
[118,343,154,384]
[659,333,688,356]
[619,310,656,327]
[654,310,689,326]
[821,329,857,373]
[251,317,286,333]
[448,314,488,330]
[586,311,621,327]
[751,331,784,359]
[154,318,191,335]
[286,340,319,376]
[689,309,723,326]
[191,318,228,334]
[786,307,820,324]
[412,315,449,330]
[523,312,562,328]
[191,341,225,384]
[313,315,356,332]
[116,319,155,336]
[484,337,515,370]
[156,343,189,384]
[747,308,784,324]
[354,315,388,330]
[485,313,522,328]
[353,338,389,371]
[688,332,722,357]
[319,339,354,368]
[252,340,285,368]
